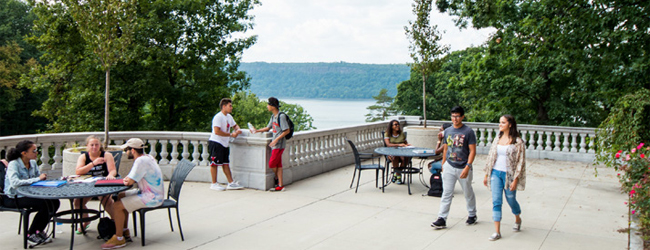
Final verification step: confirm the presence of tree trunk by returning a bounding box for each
[104,68,110,148]
[422,73,427,128]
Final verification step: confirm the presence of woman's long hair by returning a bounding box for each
[85,135,105,153]
[499,114,520,144]
[386,119,402,137]
[7,140,35,162]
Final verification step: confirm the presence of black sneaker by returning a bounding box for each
[37,231,52,243]
[431,217,446,229]
[466,215,478,225]
[27,234,45,245]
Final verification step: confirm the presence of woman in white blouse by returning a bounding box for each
[483,115,526,241]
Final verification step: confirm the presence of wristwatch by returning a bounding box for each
[466,163,473,168]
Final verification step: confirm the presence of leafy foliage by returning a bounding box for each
[240,62,410,99]
[405,0,449,127]
[0,0,46,136]
[24,0,260,133]
[61,0,137,145]
[395,48,479,121]
[365,88,398,122]
[231,91,315,132]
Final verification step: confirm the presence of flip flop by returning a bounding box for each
[75,224,90,235]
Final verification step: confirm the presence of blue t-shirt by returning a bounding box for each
[442,124,477,169]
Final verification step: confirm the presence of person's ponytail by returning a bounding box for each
[6,140,34,162]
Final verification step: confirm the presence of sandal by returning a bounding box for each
[75,223,90,235]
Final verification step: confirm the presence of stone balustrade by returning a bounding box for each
[0,117,597,190]
[403,116,596,162]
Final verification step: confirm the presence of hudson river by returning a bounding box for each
[281,98,376,130]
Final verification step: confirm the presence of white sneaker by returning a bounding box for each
[210,183,225,191]
[226,181,244,190]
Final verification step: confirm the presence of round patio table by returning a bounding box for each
[374,147,438,195]
[17,182,130,250]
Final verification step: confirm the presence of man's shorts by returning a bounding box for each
[121,189,148,213]
[269,148,284,168]
[208,141,229,165]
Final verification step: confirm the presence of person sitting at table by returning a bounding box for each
[3,140,60,245]
[384,119,411,184]
[74,135,118,234]
[429,123,452,174]
[101,138,164,250]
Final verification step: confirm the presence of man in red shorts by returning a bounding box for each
[252,97,290,191]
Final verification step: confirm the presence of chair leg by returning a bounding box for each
[381,169,386,193]
[22,211,29,249]
[167,208,174,232]
[175,207,184,241]
[18,213,23,234]
[349,168,357,188]
[132,211,137,237]
[140,211,146,246]
[355,169,362,193]
[375,169,379,188]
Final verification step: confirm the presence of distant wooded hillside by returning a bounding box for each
[240,62,410,99]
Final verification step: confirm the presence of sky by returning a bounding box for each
[240,0,495,64]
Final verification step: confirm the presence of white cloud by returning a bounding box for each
[241,0,494,64]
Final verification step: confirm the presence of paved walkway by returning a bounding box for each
[1,155,628,250]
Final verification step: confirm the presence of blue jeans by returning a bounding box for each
[491,169,521,222]
[429,161,442,174]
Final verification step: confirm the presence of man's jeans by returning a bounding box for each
[491,169,521,222]
[438,162,477,219]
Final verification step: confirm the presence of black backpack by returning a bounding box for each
[427,173,443,197]
[97,217,116,241]
[277,112,295,140]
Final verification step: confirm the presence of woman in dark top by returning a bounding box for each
[3,140,60,245]
[73,136,117,234]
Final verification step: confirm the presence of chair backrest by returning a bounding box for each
[108,150,123,176]
[345,139,361,167]
[167,159,196,201]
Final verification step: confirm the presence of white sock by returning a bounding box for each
[117,236,124,241]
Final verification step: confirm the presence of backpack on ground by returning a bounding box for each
[277,112,295,140]
[97,217,115,241]
[427,173,443,197]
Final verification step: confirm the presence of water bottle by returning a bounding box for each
[56,222,63,234]
[248,122,255,133]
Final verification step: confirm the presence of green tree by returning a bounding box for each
[0,0,45,136]
[395,48,480,121]
[61,0,137,146]
[232,91,315,132]
[24,0,260,133]
[405,0,449,127]
[435,0,649,126]
[365,88,398,122]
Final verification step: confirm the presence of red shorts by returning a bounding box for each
[269,149,285,168]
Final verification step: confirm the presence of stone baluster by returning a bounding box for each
[570,133,578,152]
[39,142,52,170]
[587,134,595,153]
[170,140,180,165]
[190,141,200,165]
[201,141,210,166]
[147,139,158,159]
[486,128,494,148]
[325,136,332,160]
[579,133,587,153]
[554,132,562,152]
[159,140,169,164]
[527,131,536,150]
[544,131,553,151]
[52,142,63,170]
[181,140,190,161]
[562,133,570,152]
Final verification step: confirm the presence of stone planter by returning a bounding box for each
[405,126,439,149]
[62,147,133,178]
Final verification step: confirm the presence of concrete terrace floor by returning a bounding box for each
[1,155,628,250]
